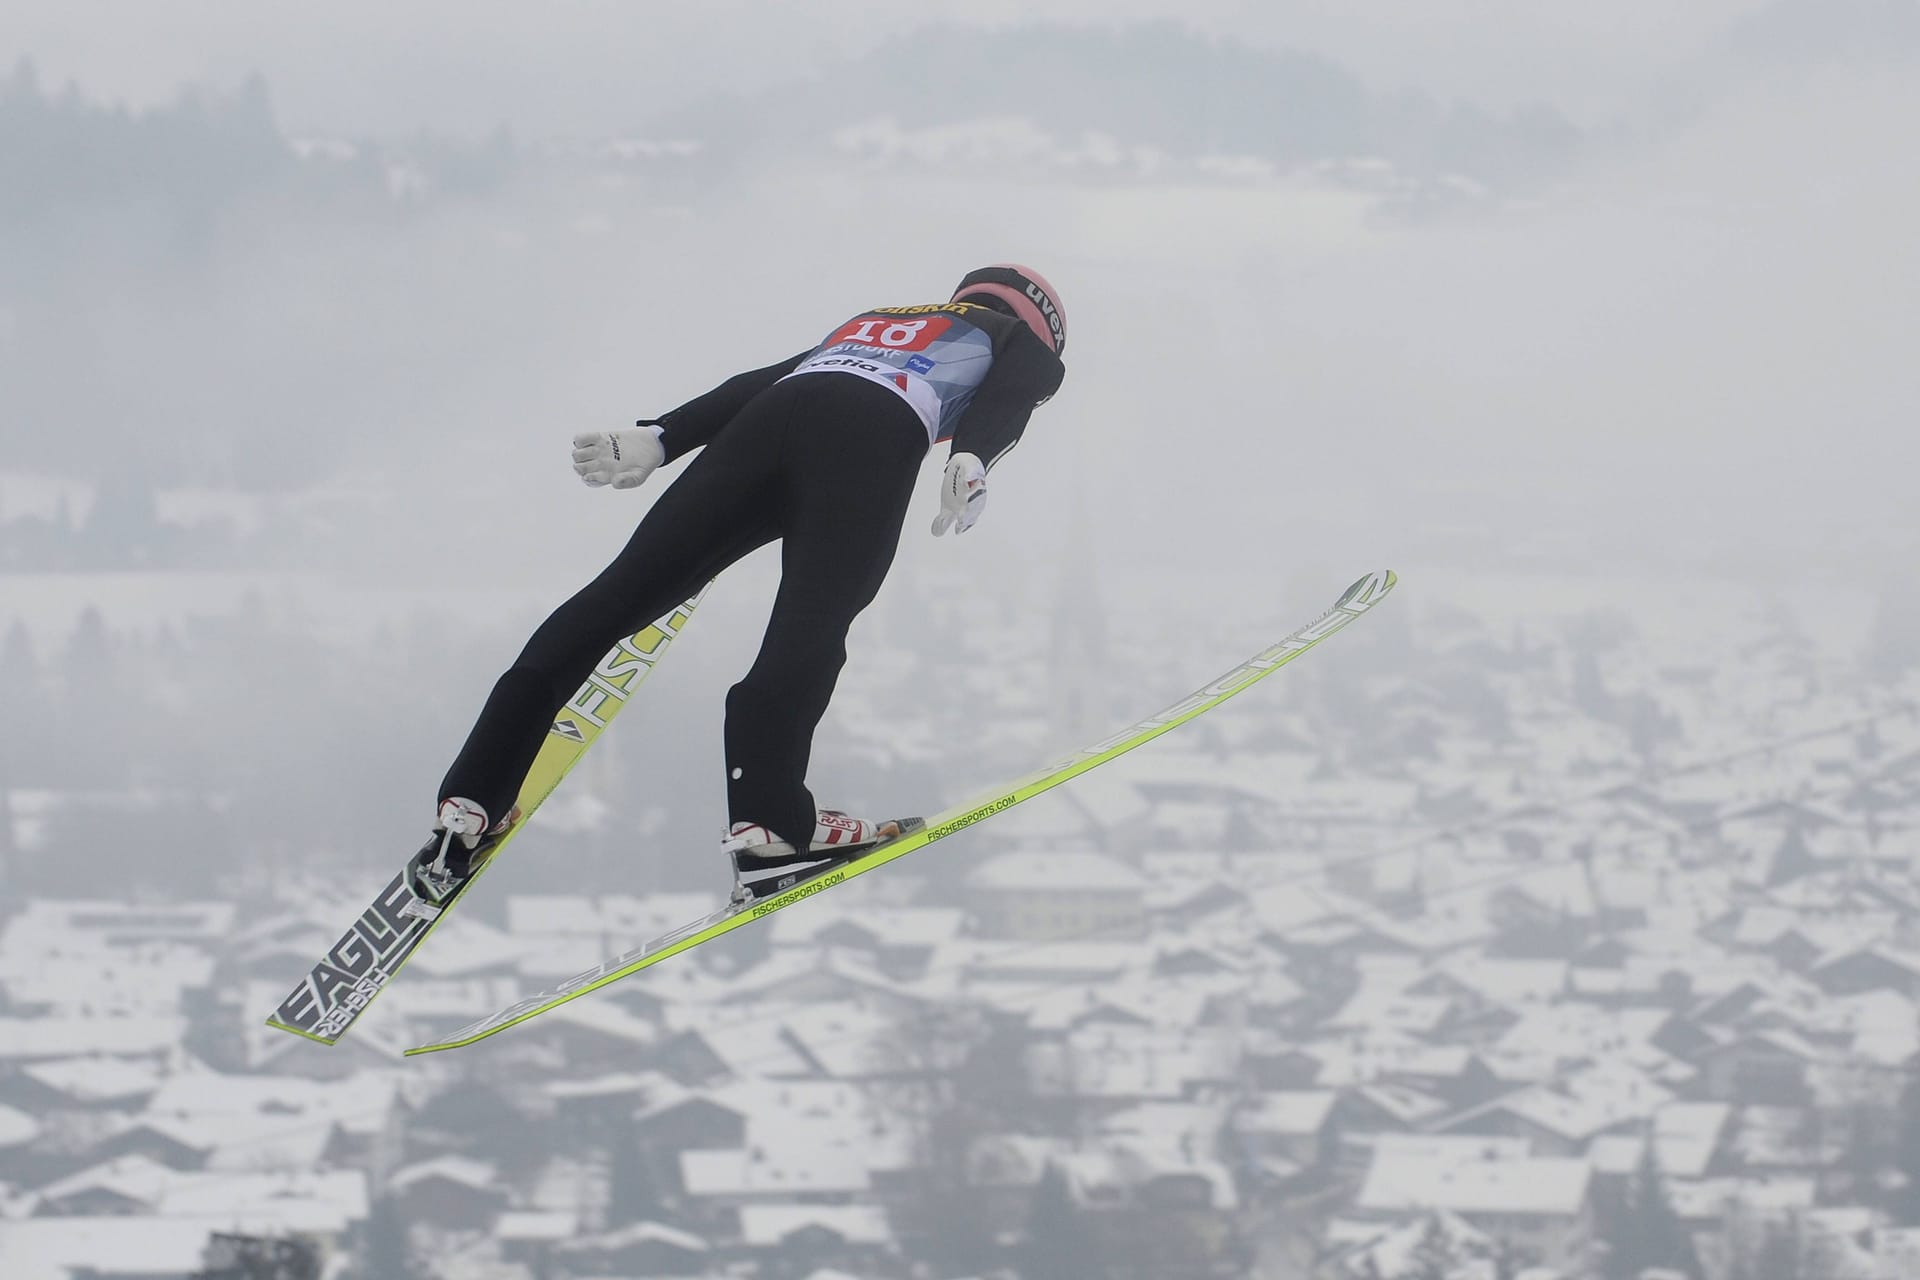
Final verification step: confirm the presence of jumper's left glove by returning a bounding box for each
[572,424,665,490]
[931,452,988,536]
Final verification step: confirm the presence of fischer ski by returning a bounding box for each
[265,588,708,1045]
[405,569,1397,1055]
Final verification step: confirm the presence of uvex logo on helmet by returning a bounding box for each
[1023,282,1066,352]
[952,263,1067,357]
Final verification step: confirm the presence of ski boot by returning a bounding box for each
[722,810,922,907]
[404,798,522,906]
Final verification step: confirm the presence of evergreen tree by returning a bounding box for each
[361,1197,414,1280]
[1726,1210,1803,1280]
[1408,1215,1455,1280]
[1571,647,1612,718]
[606,1126,663,1226]
[1024,1162,1104,1280]
[1866,588,1920,681]
[1766,1216,1807,1280]
[1894,1070,1920,1224]
[82,469,164,566]
[0,787,13,908]
[409,1077,550,1180]
[1492,1237,1530,1280]
[882,1005,1024,1274]
[1799,1219,1857,1280]
[1602,1143,1702,1279]
[1624,691,1680,760]
[0,624,43,872]
[194,1232,321,1280]
[56,606,130,785]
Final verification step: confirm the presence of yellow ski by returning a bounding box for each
[265,588,708,1045]
[406,570,1396,1055]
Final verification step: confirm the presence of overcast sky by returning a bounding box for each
[3,1,1915,606]
[6,0,1783,133]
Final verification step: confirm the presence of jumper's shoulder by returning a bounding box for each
[863,301,1005,322]
[993,322,1067,401]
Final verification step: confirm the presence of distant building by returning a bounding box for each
[386,1156,508,1231]
[1230,1090,1338,1184]
[967,851,1147,941]
[556,1220,711,1275]
[1354,1151,1594,1271]
[1693,1031,1818,1107]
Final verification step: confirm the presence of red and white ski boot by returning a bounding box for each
[722,810,915,907]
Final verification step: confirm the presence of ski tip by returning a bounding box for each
[264,1016,339,1048]
[1338,569,1398,610]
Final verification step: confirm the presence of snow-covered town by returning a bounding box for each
[4,540,1919,1279]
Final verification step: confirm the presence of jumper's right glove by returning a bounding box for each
[931,452,988,536]
[572,424,665,490]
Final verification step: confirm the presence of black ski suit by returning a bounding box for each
[439,299,1066,852]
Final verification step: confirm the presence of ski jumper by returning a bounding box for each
[438,300,1066,852]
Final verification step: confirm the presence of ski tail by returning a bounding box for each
[404,570,1397,1055]
[264,587,709,1045]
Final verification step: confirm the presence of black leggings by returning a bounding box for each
[439,373,927,850]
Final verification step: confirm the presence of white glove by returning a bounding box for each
[572,425,664,490]
[931,452,988,536]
